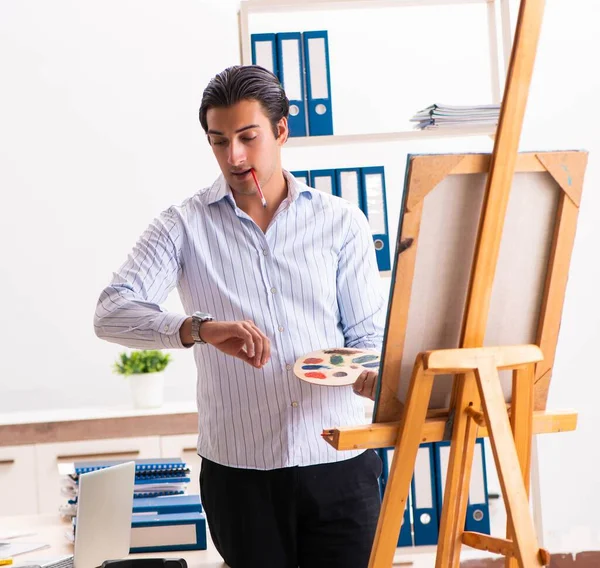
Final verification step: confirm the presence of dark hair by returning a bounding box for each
[199,65,289,138]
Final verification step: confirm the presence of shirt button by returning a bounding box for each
[271,287,277,294]
[263,249,268,256]
[278,326,285,332]
[164,325,169,332]
[286,364,292,371]
[291,401,299,408]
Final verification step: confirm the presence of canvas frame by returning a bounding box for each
[373,151,588,423]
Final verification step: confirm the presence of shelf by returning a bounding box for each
[243,0,494,15]
[283,126,496,148]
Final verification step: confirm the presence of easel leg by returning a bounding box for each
[436,372,480,568]
[369,357,434,568]
[477,358,542,567]
[531,437,545,548]
[506,365,536,568]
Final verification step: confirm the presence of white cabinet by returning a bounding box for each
[160,434,201,497]
[0,445,37,515]
[35,436,161,514]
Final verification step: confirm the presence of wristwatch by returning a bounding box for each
[191,311,214,344]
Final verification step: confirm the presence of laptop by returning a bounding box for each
[16,461,136,568]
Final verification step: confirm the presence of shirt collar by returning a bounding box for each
[205,170,313,206]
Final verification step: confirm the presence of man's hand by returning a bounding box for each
[352,370,378,401]
[201,320,271,368]
[182,319,271,368]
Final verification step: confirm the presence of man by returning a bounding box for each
[94,65,387,567]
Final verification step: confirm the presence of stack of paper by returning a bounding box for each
[411,103,500,129]
[58,458,191,518]
[0,540,50,557]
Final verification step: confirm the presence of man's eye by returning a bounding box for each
[212,140,226,146]
[242,136,257,142]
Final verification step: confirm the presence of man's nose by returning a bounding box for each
[227,140,246,166]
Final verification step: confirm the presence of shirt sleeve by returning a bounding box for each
[93,208,190,350]
[336,206,387,350]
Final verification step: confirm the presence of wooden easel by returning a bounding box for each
[321,0,579,566]
[374,0,553,565]
[371,0,552,565]
[370,345,551,567]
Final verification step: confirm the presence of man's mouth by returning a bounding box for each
[231,169,251,178]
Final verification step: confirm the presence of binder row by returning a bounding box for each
[291,167,391,272]
[251,31,334,137]
[377,438,491,547]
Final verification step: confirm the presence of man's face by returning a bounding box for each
[206,99,287,197]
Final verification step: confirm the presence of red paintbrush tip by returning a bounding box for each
[250,169,267,208]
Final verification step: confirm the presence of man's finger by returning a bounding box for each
[369,373,378,400]
[353,371,369,395]
[244,321,271,366]
[247,325,264,367]
[237,327,255,358]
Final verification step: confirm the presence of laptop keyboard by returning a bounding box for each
[47,557,74,568]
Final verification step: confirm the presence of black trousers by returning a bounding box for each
[199,450,382,568]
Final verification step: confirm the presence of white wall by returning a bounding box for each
[1,0,599,542]
[515,0,600,544]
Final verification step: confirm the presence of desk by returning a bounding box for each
[4,513,598,567]
[0,514,503,568]
[0,514,227,568]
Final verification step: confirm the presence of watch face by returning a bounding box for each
[192,312,213,344]
[194,311,212,320]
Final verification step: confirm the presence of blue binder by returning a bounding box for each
[302,30,334,136]
[377,448,413,547]
[465,438,491,534]
[411,443,439,546]
[360,166,391,271]
[310,169,337,196]
[376,447,389,499]
[335,168,362,208]
[276,32,307,137]
[433,440,450,530]
[434,440,491,535]
[398,493,413,547]
[290,170,310,186]
[72,510,207,553]
[129,511,207,553]
[251,33,279,78]
[133,494,202,514]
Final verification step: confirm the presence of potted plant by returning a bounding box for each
[113,349,171,409]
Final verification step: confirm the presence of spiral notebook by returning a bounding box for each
[70,457,187,474]
[58,458,190,515]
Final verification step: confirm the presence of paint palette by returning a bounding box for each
[293,347,381,386]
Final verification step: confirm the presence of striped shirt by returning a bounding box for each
[94,170,386,470]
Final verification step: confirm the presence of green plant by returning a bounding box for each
[113,350,171,376]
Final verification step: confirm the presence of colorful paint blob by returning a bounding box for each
[330,355,344,366]
[304,358,324,364]
[305,372,327,379]
[302,364,330,370]
[323,348,361,355]
[352,354,379,364]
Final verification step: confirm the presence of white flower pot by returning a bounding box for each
[129,372,164,409]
